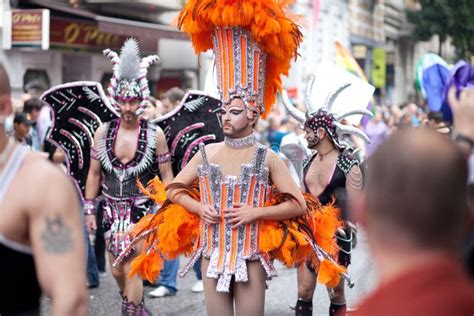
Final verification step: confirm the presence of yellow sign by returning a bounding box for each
[371,47,386,88]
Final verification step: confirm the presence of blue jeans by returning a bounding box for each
[85,227,100,287]
[157,258,179,294]
[81,200,99,286]
[193,259,202,280]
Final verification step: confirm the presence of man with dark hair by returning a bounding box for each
[23,97,43,118]
[22,97,44,151]
[84,39,173,314]
[161,87,185,114]
[425,111,450,134]
[12,112,34,146]
[448,86,474,278]
[352,128,474,315]
[0,65,88,315]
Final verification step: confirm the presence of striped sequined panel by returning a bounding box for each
[180,143,277,292]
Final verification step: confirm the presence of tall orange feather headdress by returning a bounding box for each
[178,0,303,119]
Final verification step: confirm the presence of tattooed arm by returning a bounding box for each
[28,161,88,316]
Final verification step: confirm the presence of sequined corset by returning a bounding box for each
[182,143,277,292]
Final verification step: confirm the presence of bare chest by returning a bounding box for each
[113,128,139,164]
[304,157,337,196]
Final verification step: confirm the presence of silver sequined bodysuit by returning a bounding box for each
[181,143,277,292]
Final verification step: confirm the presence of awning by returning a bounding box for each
[96,16,186,41]
[23,0,187,52]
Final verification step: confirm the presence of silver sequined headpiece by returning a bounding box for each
[213,27,266,115]
[282,75,372,149]
[103,38,159,115]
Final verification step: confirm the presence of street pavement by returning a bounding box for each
[42,230,378,315]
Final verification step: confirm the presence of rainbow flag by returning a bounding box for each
[335,41,372,126]
[335,41,367,82]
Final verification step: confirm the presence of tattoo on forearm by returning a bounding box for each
[41,215,74,254]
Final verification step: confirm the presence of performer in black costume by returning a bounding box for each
[282,77,372,316]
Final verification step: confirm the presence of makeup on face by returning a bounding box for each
[220,99,252,137]
[305,127,320,149]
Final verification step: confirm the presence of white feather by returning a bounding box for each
[117,38,141,81]
[184,97,205,112]
[83,86,100,102]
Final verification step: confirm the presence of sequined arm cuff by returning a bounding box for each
[157,152,171,164]
[91,148,99,160]
[84,199,96,215]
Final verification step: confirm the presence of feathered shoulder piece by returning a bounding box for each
[178,0,302,119]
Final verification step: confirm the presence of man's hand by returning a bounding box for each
[85,214,97,233]
[448,87,474,139]
[198,204,220,225]
[225,203,259,228]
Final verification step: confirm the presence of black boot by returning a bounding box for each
[329,302,346,316]
[295,298,313,316]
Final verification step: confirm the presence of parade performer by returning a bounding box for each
[42,38,174,315]
[118,1,350,315]
[85,39,173,314]
[282,78,372,316]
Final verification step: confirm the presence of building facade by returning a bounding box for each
[0,0,197,100]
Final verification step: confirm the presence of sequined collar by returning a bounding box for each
[224,133,256,149]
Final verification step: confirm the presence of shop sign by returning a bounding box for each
[50,17,126,52]
[2,9,50,49]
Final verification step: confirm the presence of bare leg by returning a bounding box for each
[122,258,144,305]
[106,240,143,305]
[297,263,316,300]
[295,263,317,316]
[327,279,346,316]
[234,261,266,316]
[106,241,126,292]
[201,258,234,316]
[328,279,345,304]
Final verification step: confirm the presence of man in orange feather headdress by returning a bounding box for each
[122,1,349,315]
[168,2,307,314]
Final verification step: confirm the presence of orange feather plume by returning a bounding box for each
[318,259,346,288]
[127,180,201,282]
[259,190,345,288]
[178,0,302,119]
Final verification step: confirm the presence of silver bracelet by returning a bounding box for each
[84,199,96,215]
